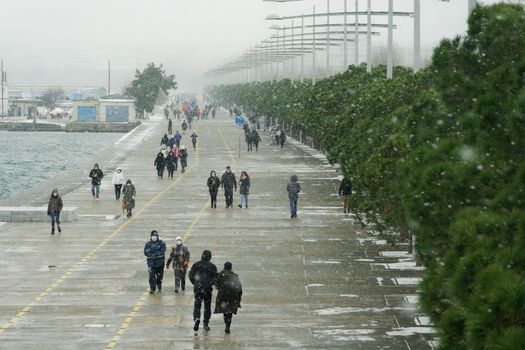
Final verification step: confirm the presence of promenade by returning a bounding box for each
[0,108,435,349]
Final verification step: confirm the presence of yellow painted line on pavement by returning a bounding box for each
[218,127,237,165]
[0,125,202,336]
[104,199,210,350]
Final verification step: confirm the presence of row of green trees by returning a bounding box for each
[208,4,525,349]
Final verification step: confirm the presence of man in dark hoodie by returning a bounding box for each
[89,163,104,200]
[221,166,237,208]
[189,250,218,332]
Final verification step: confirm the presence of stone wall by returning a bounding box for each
[64,121,141,133]
[0,122,63,132]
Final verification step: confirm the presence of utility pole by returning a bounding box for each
[313,5,316,85]
[366,0,372,73]
[343,0,348,70]
[301,14,305,83]
[108,59,111,96]
[326,0,330,75]
[355,0,359,64]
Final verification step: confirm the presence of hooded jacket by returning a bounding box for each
[89,164,104,185]
[144,233,166,268]
[214,269,243,315]
[154,153,165,169]
[287,175,301,198]
[112,168,124,185]
[189,250,218,291]
[47,189,63,214]
[122,180,136,209]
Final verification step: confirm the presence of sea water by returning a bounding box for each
[0,131,122,199]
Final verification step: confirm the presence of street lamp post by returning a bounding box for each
[343,0,348,69]
[313,5,316,85]
[355,0,359,64]
[367,0,372,72]
[387,0,393,79]
[301,14,305,82]
[291,20,295,82]
[414,0,421,72]
[326,0,330,75]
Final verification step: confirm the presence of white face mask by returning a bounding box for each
[151,236,158,242]
[52,192,58,197]
[176,240,182,246]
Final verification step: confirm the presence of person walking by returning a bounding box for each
[111,167,124,200]
[160,133,169,146]
[144,230,166,293]
[252,129,262,152]
[89,163,104,200]
[207,170,221,209]
[166,152,176,178]
[47,188,63,235]
[166,236,190,293]
[168,118,173,135]
[189,250,218,332]
[171,145,180,172]
[238,171,250,209]
[214,262,243,334]
[279,130,287,149]
[190,131,198,151]
[338,176,353,213]
[221,166,237,208]
[122,179,136,217]
[287,175,301,218]
[179,145,188,173]
[174,131,182,147]
[154,151,165,179]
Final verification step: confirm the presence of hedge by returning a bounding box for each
[208,4,525,349]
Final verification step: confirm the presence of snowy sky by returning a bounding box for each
[0,0,506,92]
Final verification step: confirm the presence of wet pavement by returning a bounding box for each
[0,109,436,349]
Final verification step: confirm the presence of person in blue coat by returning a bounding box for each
[174,131,182,147]
[144,230,166,293]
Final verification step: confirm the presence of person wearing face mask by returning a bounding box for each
[144,230,166,293]
[166,236,190,293]
[111,167,124,201]
[207,170,221,209]
[179,145,188,173]
[122,179,136,217]
[89,163,104,200]
[47,188,63,235]
[220,166,237,209]
[238,171,250,209]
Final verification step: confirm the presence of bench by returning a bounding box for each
[0,207,79,222]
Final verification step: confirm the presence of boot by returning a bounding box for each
[57,224,61,233]
[51,227,55,235]
[203,323,210,331]
[225,319,231,334]
[194,319,200,332]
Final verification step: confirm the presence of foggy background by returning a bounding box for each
[0,0,506,92]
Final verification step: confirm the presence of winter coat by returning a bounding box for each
[154,153,165,170]
[214,270,243,315]
[89,168,104,185]
[166,153,176,170]
[174,132,182,142]
[221,171,237,191]
[161,147,170,158]
[189,252,218,292]
[122,183,136,209]
[167,137,176,148]
[160,135,169,146]
[251,131,262,145]
[207,175,221,192]
[287,177,301,198]
[47,193,63,214]
[144,239,167,268]
[112,169,124,185]
[239,177,250,195]
[180,149,188,167]
[166,245,190,270]
[171,147,180,158]
[339,177,352,196]
[191,133,198,143]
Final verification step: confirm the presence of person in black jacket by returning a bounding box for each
[154,152,165,179]
[207,170,221,209]
[89,163,104,200]
[220,166,237,208]
[338,176,353,213]
[189,250,218,332]
[160,133,169,146]
[47,188,63,235]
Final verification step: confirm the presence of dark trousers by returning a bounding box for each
[167,166,175,178]
[114,184,122,200]
[224,313,233,326]
[209,189,218,207]
[174,268,186,291]
[224,188,233,207]
[193,289,212,323]
[156,167,164,177]
[148,265,164,291]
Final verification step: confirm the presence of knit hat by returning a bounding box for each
[224,262,232,271]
